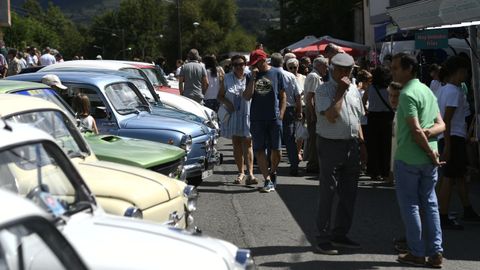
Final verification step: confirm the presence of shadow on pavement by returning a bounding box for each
[274,182,480,261]
[260,260,405,270]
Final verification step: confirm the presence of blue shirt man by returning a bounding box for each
[243,49,286,193]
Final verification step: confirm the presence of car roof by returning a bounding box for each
[7,71,131,88]
[40,60,136,72]
[34,67,146,81]
[0,80,49,93]
[0,94,61,118]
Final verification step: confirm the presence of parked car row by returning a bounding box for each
[9,60,222,186]
[0,120,254,269]
[0,60,251,269]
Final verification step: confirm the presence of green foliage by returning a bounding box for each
[3,0,86,59]
[264,0,357,51]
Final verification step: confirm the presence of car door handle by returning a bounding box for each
[102,122,116,127]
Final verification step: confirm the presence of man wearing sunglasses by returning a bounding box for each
[243,49,287,193]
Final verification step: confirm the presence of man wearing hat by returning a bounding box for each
[314,53,366,254]
[42,74,69,93]
[243,49,286,193]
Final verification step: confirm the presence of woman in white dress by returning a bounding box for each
[73,94,99,134]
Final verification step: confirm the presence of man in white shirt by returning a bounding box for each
[436,56,480,230]
[39,47,56,66]
[304,56,328,173]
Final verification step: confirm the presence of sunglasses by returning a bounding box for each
[233,62,245,67]
[288,66,298,70]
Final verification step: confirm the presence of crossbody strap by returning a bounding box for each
[373,85,394,113]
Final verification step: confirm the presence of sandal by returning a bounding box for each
[245,175,258,185]
[234,173,245,184]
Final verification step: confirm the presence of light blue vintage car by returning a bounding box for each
[8,72,217,185]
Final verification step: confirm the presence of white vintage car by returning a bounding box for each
[0,121,254,270]
[0,94,196,229]
[0,189,88,270]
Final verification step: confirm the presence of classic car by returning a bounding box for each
[0,120,254,270]
[0,80,186,179]
[40,60,220,131]
[0,189,88,270]
[0,94,197,228]
[8,72,217,184]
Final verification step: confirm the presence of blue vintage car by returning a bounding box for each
[33,67,222,161]
[8,72,217,184]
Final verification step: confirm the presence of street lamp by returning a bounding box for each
[193,22,200,49]
[115,47,132,60]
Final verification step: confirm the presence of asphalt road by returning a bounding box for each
[196,138,480,270]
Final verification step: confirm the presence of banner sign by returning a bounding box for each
[415,29,448,49]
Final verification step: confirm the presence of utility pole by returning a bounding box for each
[177,0,182,60]
[121,29,126,60]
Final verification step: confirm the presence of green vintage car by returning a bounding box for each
[0,80,186,179]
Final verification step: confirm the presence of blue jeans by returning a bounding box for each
[394,160,443,257]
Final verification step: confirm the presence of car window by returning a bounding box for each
[6,110,88,157]
[121,68,143,77]
[0,223,66,270]
[15,89,74,116]
[0,143,84,212]
[131,79,155,101]
[68,86,109,120]
[104,83,145,114]
[141,68,161,86]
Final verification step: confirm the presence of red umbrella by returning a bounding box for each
[292,43,353,58]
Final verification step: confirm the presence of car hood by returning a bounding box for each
[63,212,238,270]
[83,133,185,168]
[73,159,184,209]
[120,112,206,137]
[151,104,204,124]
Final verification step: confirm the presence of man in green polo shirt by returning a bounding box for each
[391,53,445,268]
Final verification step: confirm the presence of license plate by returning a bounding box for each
[202,169,213,179]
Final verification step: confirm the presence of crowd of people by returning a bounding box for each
[175,44,480,269]
[1,37,479,268]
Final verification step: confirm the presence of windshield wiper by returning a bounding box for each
[136,104,151,112]
[65,201,94,216]
[68,151,87,159]
[117,108,138,114]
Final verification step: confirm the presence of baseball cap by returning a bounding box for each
[331,53,355,68]
[42,74,68,90]
[248,49,267,66]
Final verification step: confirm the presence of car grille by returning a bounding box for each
[150,158,182,176]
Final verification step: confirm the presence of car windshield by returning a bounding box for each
[0,142,91,215]
[15,89,73,115]
[121,68,144,77]
[104,82,147,114]
[141,68,161,86]
[131,79,155,101]
[6,110,88,158]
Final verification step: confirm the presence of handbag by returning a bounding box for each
[373,85,395,121]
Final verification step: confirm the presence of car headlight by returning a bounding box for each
[183,185,198,212]
[235,249,255,269]
[124,207,143,219]
[180,135,192,154]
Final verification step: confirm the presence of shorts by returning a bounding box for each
[438,136,467,178]
[250,120,282,152]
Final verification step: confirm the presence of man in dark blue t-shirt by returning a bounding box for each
[243,49,286,193]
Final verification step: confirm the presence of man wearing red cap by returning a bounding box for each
[243,49,286,193]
